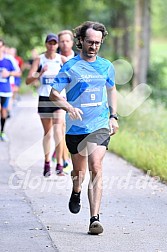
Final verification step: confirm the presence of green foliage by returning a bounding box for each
[0,0,166,58]
[147,55,167,106]
[0,0,135,59]
[152,0,167,37]
[108,98,167,181]
[0,0,60,56]
[147,58,167,89]
[148,38,167,106]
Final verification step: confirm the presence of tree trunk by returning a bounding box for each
[122,12,130,60]
[132,0,151,87]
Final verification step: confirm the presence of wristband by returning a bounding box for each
[109,114,118,120]
[32,72,40,78]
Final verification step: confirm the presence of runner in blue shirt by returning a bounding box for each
[0,39,21,141]
[50,21,119,235]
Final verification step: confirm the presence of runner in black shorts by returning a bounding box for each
[66,128,110,154]
[50,21,119,235]
[38,96,60,118]
[26,34,67,176]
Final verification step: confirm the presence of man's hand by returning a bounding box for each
[68,107,83,121]
[109,118,119,136]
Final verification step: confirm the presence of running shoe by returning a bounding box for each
[88,215,103,235]
[56,164,65,176]
[52,151,57,163]
[69,190,81,214]
[63,160,73,174]
[43,162,51,177]
[0,132,9,142]
[7,111,11,119]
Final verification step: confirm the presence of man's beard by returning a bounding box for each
[82,48,97,58]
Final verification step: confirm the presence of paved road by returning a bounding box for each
[0,94,167,252]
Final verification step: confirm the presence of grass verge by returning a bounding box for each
[108,99,167,182]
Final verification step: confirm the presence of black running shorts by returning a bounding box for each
[66,128,110,154]
[38,96,61,117]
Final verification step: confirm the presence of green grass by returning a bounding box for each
[19,82,32,94]
[150,38,167,60]
[112,38,167,181]
[108,99,167,181]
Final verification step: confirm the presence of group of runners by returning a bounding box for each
[1,21,119,235]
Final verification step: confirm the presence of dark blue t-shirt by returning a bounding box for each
[0,56,16,95]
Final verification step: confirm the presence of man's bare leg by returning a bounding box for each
[87,144,106,234]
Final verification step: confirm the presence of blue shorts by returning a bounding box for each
[15,77,22,87]
[0,96,10,109]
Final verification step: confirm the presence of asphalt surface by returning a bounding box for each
[0,94,167,252]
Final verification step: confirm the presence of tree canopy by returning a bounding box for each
[0,0,135,58]
[0,0,167,87]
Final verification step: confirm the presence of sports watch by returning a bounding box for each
[109,114,118,120]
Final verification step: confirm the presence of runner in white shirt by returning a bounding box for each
[26,34,67,176]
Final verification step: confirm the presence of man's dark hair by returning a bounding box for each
[73,21,108,49]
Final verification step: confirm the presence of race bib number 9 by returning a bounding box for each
[80,87,103,107]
